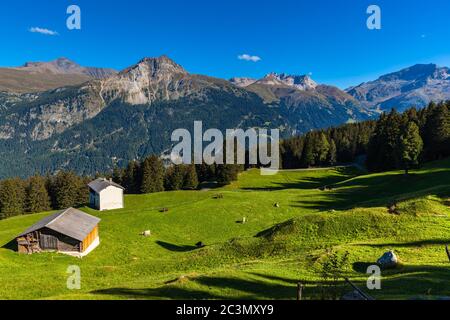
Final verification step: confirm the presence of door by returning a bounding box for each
[39,234,58,250]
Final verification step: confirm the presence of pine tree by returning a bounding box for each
[316,133,330,165]
[0,178,26,218]
[26,175,51,213]
[301,134,315,167]
[328,139,337,166]
[196,163,212,183]
[51,171,87,209]
[123,161,141,194]
[183,164,199,190]
[164,165,185,191]
[366,110,402,172]
[216,164,240,185]
[399,122,423,175]
[112,166,124,185]
[140,155,165,194]
[423,102,450,160]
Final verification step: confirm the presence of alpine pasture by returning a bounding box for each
[0,159,449,300]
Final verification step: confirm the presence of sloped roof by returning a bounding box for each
[88,178,125,193]
[17,208,101,241]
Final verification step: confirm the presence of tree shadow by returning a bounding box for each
[194,276,295,299]
[248,272,301,285]
[91,286,225,300]
[352,262,376,273]
[156,241,198,252]
[292,169,450,211]
[241,174,355,192]
[357,239,450,248]
[90,263,450,300]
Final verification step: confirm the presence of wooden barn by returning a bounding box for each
[88,178,125,211]
[16,208,101,256]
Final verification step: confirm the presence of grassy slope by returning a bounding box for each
[0,161,449,300]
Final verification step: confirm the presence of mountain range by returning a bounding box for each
[346,63,450,112]
[0,58,116,93]
[0,56,448,178]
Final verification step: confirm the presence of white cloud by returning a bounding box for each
[238,54,261,62]
[29,27,59,36]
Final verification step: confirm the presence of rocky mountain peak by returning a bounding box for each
[379,63,442,82]
[229,77,257,88]
[122,55,187,77]
[347,63,450,112]
[102,56,191,105]
[259,72,318,90]
[278,73,318,90]
[22,57,81,73]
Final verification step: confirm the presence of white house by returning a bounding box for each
[88,178,125,211]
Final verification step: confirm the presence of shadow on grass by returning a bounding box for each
[291,170,450,211]
[156,241,198,252]
[90,264,450,300]
[91,286,224,300]
[91,275,297,300]
[356,239,450,248]
[241,167,359,191]
[352,262,376,273]
[1,239,17,252]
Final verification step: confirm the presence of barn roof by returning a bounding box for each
[88,178,125,193]
[17,208,101,242]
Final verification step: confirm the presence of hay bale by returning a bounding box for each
[142,230,151,237]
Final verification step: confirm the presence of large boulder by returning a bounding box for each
[377,250,399,269]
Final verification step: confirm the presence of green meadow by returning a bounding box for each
[0,159,449,300]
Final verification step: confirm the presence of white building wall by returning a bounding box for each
[99,186,124,211]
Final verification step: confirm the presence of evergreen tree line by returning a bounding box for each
[366,101,450,173]
[0,171,88,220]
[280,121,376,169]
[281,101,450,173]
[112,155,243,195]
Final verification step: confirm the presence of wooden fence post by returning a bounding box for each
[297,282,304,301]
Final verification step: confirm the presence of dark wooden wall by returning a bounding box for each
[36,228,81,252]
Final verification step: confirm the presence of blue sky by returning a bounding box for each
[1,0,450,88]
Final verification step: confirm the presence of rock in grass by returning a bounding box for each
[196,242,205,248]
[377,250,398,269]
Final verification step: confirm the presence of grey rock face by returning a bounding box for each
[347,64,450,112]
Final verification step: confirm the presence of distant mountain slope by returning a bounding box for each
[0,58,117,93]
[232,72,373,133]
[346,64,450,112]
